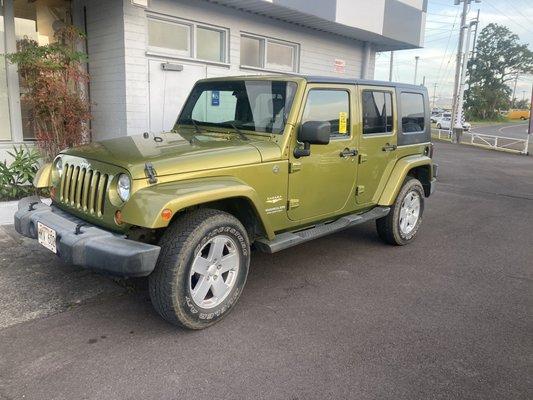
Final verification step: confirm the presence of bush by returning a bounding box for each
[0,146,41,201]
[6,26,91,161]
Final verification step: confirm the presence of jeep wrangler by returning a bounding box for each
[15,75,436,329]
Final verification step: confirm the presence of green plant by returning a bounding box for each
[0,146,41,201]
[6,26,91,161]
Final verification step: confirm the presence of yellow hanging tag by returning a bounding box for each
[339,112,348,134]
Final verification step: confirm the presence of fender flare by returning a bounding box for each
[121,176,275,238]
[378,155,433,206]
[33,163,52,188]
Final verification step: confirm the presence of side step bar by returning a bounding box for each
[255,206,390,253]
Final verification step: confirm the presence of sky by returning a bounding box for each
[373,0,533,108]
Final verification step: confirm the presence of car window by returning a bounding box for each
[362,91,393,134]
[401,92,425,133]
[301,89,350,138]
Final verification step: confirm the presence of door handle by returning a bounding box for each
[340,148,358,158]
[382,143,397,152]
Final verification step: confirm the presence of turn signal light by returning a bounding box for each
[114,210,123,225]
[161,209,173,221]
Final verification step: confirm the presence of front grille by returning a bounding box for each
[59,163,109,217]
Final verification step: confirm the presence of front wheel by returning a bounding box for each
[376,177,425,245]
[436,123,441,129]
[149,209,250,329]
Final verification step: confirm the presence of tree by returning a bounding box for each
[465,23,533,120]
[7,26,91,161]
[513,98,530,110]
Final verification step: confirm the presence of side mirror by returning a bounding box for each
[294,121,331,158]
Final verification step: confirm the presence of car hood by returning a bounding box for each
[61,130,282,179]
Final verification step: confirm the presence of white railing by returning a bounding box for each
[432,128,530,155]
[469,132,529,155]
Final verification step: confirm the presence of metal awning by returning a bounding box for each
[205,0,421,51]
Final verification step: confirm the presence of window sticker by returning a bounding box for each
[339,111,348,134]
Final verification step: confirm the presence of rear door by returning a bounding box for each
[355,85,398,205]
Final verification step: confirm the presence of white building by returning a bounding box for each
[0,0,426,158]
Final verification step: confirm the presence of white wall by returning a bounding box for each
[82,0,128,141]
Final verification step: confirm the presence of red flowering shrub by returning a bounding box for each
[7,26,91,161]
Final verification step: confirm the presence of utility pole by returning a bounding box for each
[389,51,394,81]
[432,83,438,109]
[471,9,480,57]
[522,90,527,101]
[414,56,420,85]
[455,19,477,144]
[422,76,426,87]
[451,0,470,143]
[512,74,518,107]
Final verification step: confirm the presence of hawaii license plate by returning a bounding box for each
[37,222,57,253]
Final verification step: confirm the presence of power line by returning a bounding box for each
[482,0,533,34]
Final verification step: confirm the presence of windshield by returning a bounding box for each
[176,80,298,135]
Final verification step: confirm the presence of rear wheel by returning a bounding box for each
[436,123,442,129]
[376,177,424,246]
[149,209,250,329]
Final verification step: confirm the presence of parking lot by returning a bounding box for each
[0,140,532,400]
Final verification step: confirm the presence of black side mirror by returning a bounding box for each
[294,121,331,158]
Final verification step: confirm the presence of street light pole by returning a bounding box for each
[414,56,420,85]
[432,83,438,109]
[389,51,394,81]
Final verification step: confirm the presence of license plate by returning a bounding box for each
[37,222,57,253]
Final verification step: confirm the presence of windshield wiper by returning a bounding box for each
[228,123,249,141]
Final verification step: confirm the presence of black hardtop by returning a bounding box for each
[302,75,426,92]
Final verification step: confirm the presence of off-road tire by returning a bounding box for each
[376,177,424,246]
[149,209,250,329]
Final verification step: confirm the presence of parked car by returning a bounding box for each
[14,75,436,329]
[431,112,451,124]
[435,116,471,131]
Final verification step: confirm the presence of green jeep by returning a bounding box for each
[15,75,436,329]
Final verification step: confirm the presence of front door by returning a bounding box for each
[356,85,398,205]
[288,84,358,221]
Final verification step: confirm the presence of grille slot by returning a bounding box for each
[59,162,109,217]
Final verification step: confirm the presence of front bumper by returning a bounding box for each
[14,196,160,277]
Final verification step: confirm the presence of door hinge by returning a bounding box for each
[288,199,300,209]
[358,153,368,164]
[356,185,365,195]
[289,162,302,173]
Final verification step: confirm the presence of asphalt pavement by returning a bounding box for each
[0,140,532,400]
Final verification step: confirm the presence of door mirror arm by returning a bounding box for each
[294,142,311,158]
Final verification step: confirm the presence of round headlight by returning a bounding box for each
[55,157,63,177]
[117,174,131,202]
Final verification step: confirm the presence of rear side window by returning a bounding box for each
[302,89,350,138]
[362,91,393,134]
[401,92,425,133]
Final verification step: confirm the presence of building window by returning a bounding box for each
[240,34,299,72]
[302,90,350,138]
[147,19,190,56]
[400,92,425,133]
[362,91,393,135]
[196,26,224,63]
[147,15,227,63]
[0,9,12,141]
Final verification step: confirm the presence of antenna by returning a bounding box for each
[161,64,167,133]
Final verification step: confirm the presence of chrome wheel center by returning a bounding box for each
[399,190,421,236]
[189,235,240,309]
